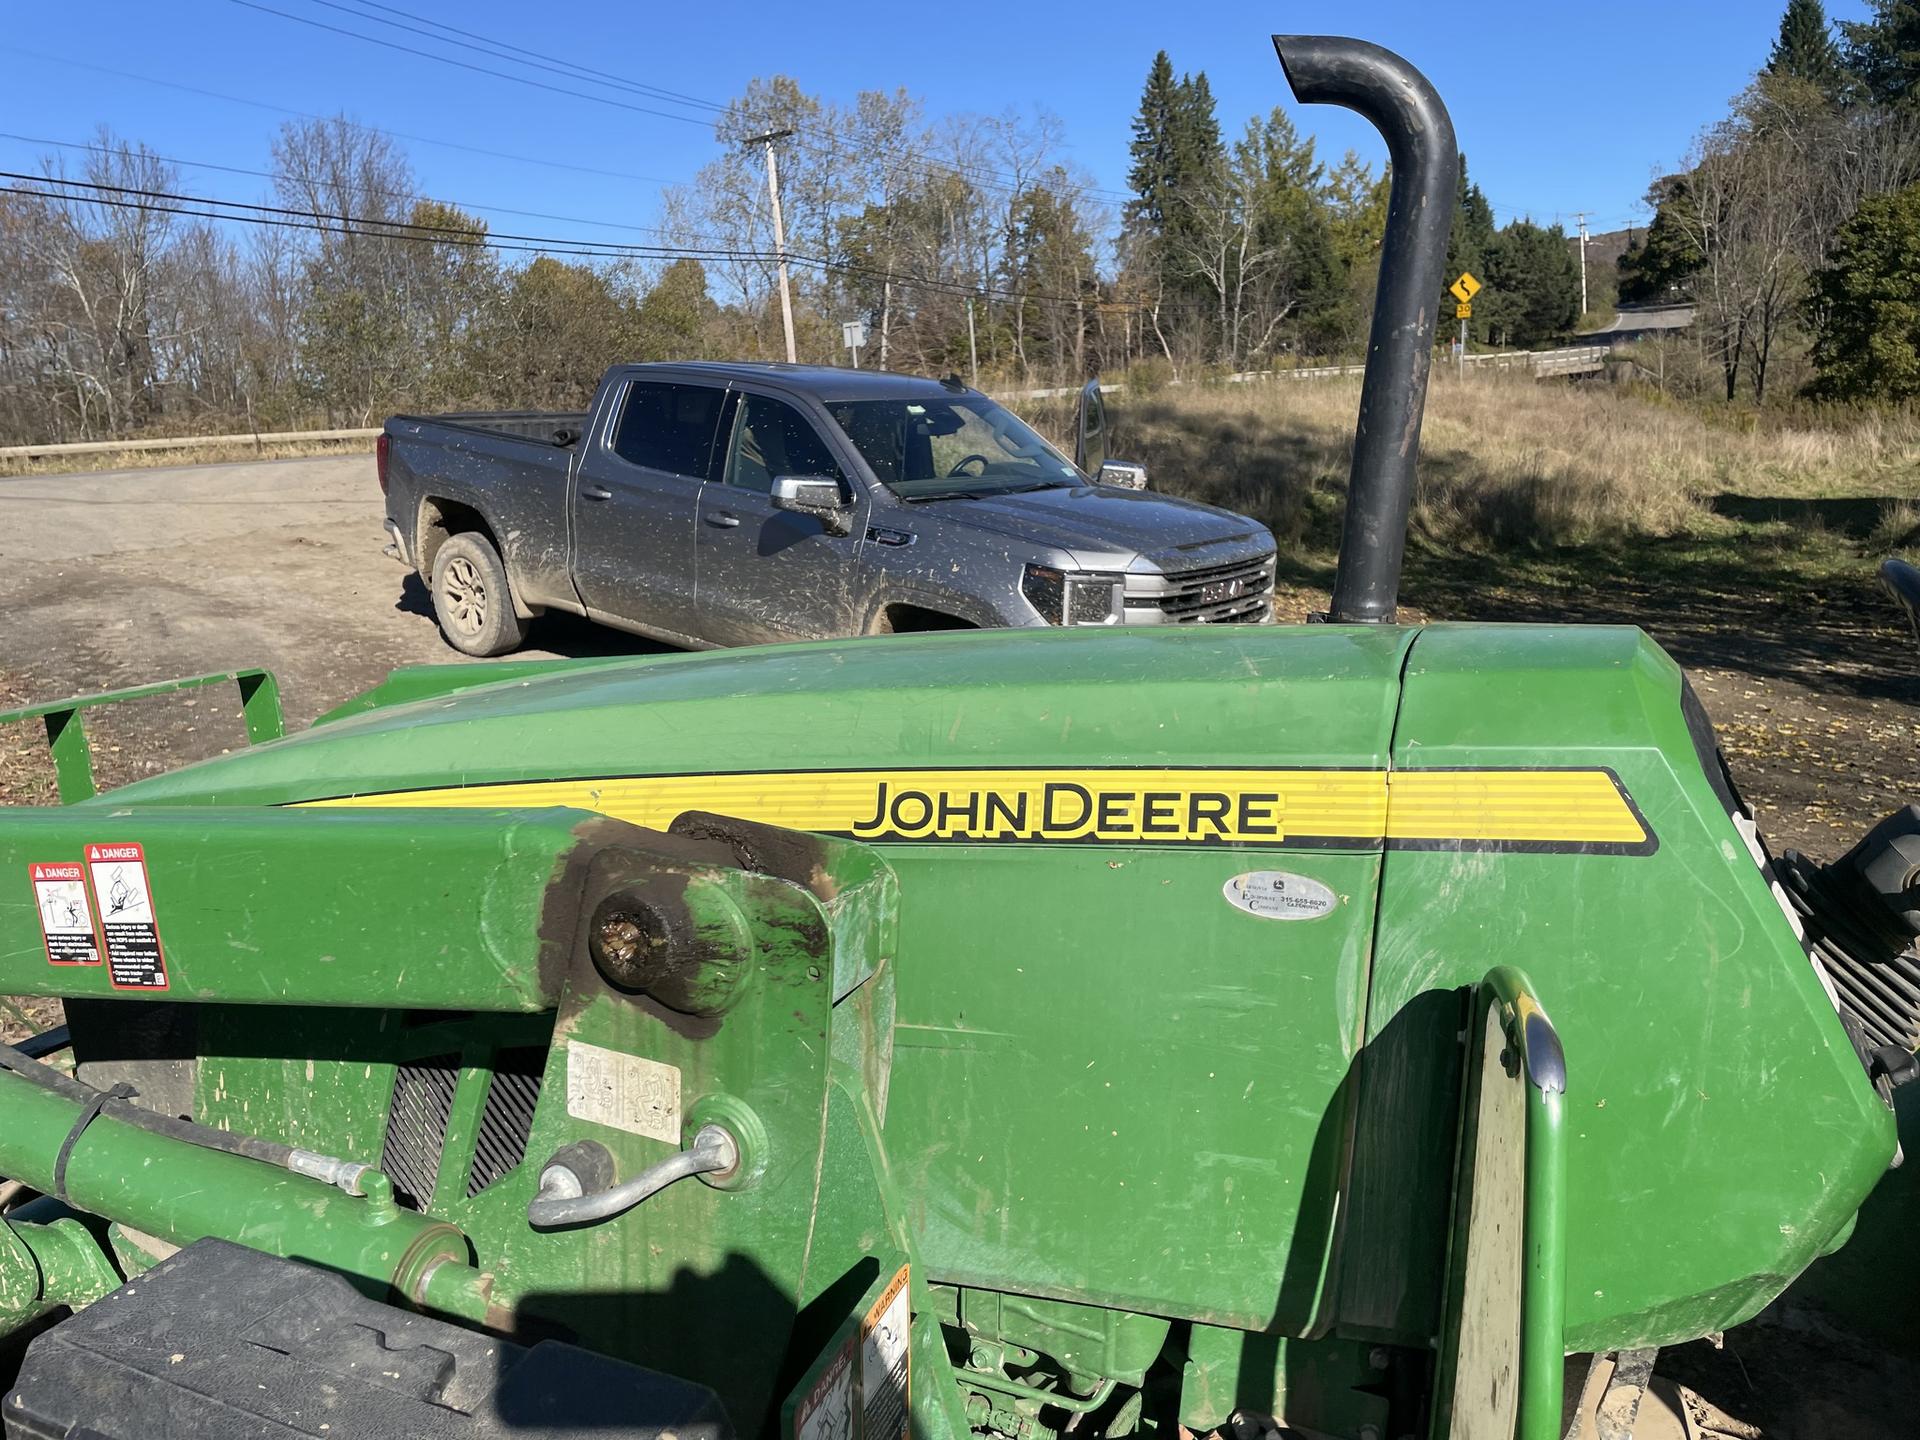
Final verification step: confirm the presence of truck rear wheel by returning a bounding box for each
[431,532,528,657]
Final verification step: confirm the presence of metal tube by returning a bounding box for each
[528,1124,738,1228]
[1273,36,1458,623]
[0,1064,471,1310]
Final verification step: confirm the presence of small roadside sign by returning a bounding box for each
[1456,302,1473,320]
[1450,272,1481,304]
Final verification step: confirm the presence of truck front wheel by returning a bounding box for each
[431,532,528,657]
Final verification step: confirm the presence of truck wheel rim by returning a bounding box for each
[443,556,486,636]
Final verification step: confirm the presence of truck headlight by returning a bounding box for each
[1022,564,1122,626]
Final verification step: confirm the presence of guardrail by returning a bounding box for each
[7,348,1614,459]
[0,428,380,462]
[1230,344,1611,385]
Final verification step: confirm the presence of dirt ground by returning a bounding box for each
[1,453,1917,1436]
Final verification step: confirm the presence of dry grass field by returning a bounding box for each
[1019,374,1920,866]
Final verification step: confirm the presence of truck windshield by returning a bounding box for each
[825,396,1084,500]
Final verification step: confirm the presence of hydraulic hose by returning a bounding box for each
[0,1038,369,1194]
[0,1055,478,1318]
[528,1124,738,1228]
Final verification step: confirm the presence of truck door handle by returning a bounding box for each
[704,511,740,529]
[581,484,613,501]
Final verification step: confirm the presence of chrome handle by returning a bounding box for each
[581,485,613,501]
[705,512,741,529]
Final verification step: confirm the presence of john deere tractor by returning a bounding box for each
[2,36,1916,1440]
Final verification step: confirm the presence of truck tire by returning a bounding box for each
[431,532,528,657]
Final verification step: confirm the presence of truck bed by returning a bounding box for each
[391,410,587,447]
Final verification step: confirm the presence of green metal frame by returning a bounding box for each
[0,670,283,804]
[1431,967,1568,1440]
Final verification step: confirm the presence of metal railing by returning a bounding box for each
[0,428,380,462]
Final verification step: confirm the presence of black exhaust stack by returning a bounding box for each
[1274,36,1457,623]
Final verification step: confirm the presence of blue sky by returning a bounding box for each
[1,1,1875,254]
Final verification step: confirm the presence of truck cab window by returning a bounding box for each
[610,381,727,480]
[727,396,844,494]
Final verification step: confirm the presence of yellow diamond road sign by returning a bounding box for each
[1450,272,1481,305]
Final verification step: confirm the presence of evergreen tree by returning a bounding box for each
[1617,176,1704,305]
[1768,0,1847,99]
[1244,108,1350,354]
[1482,221,1581,346]
[1808,182,1920,401]
[1126,52,1183,232]
[1123,52,1227,347]
[1843,1,1920,106]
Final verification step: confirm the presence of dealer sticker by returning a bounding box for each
[29,863,100,966]
[1223,870,1339,921]
[84,842,168,989]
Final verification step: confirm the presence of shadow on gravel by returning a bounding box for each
[396,573,678,661]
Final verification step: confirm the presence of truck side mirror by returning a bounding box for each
[771,476,853,537]
[1074,378,1108,476]
[1097,461,1148,490]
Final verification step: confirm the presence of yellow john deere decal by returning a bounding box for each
[303,767,1653,854]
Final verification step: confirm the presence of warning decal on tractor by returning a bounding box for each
[305,765,1657,855]
[792,1332,855,1440]
[84,842,168,990]
[861,1265,911,1440]
[29,863,100,966]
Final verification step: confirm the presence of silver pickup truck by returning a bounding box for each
[378,362,1277,655]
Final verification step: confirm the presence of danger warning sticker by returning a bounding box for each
[29,863,100,966]
[84,843,167,990]
[860,1265,910,1440]
[792,1333,855,1440]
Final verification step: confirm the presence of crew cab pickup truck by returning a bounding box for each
[378,362,1277,656]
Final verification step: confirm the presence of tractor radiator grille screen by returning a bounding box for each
[1827,951,1920,1053]
[467,1048,545,1197]
[381,1054,459,1210]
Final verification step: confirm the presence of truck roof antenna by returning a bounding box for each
[1273,35,1457,624]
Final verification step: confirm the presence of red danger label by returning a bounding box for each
[84,843,168,990]
[29,862,101,966]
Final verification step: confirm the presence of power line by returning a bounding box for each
[299,0,730,118]
[0,131,736,248]
[1,172,1178,316]
[1,47,690,189]
[223,0,727,131]
[309,0,1133,204]
[0,170,743,262]
[231,0,1131,208]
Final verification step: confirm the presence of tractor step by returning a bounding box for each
[3,1239,733,1440]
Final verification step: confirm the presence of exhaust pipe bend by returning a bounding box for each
[1273,36,1458,624]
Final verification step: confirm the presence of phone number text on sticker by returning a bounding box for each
[1224,871,1339,921]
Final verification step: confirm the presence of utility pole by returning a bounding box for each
[744,128,797,363]
[1573,211,1591,318]
[966,296,979,385]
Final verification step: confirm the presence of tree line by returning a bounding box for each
[1618,0,1920,402]
[3,6,1911,447]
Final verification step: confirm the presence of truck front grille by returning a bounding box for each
[1127,554,1276,624]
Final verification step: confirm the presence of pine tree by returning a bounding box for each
[1767,0,1846,99]
[1842,0,1920,106]
[1126,52,1183,232]
[1482,221,1581,347]
[1809,182,1920,401]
